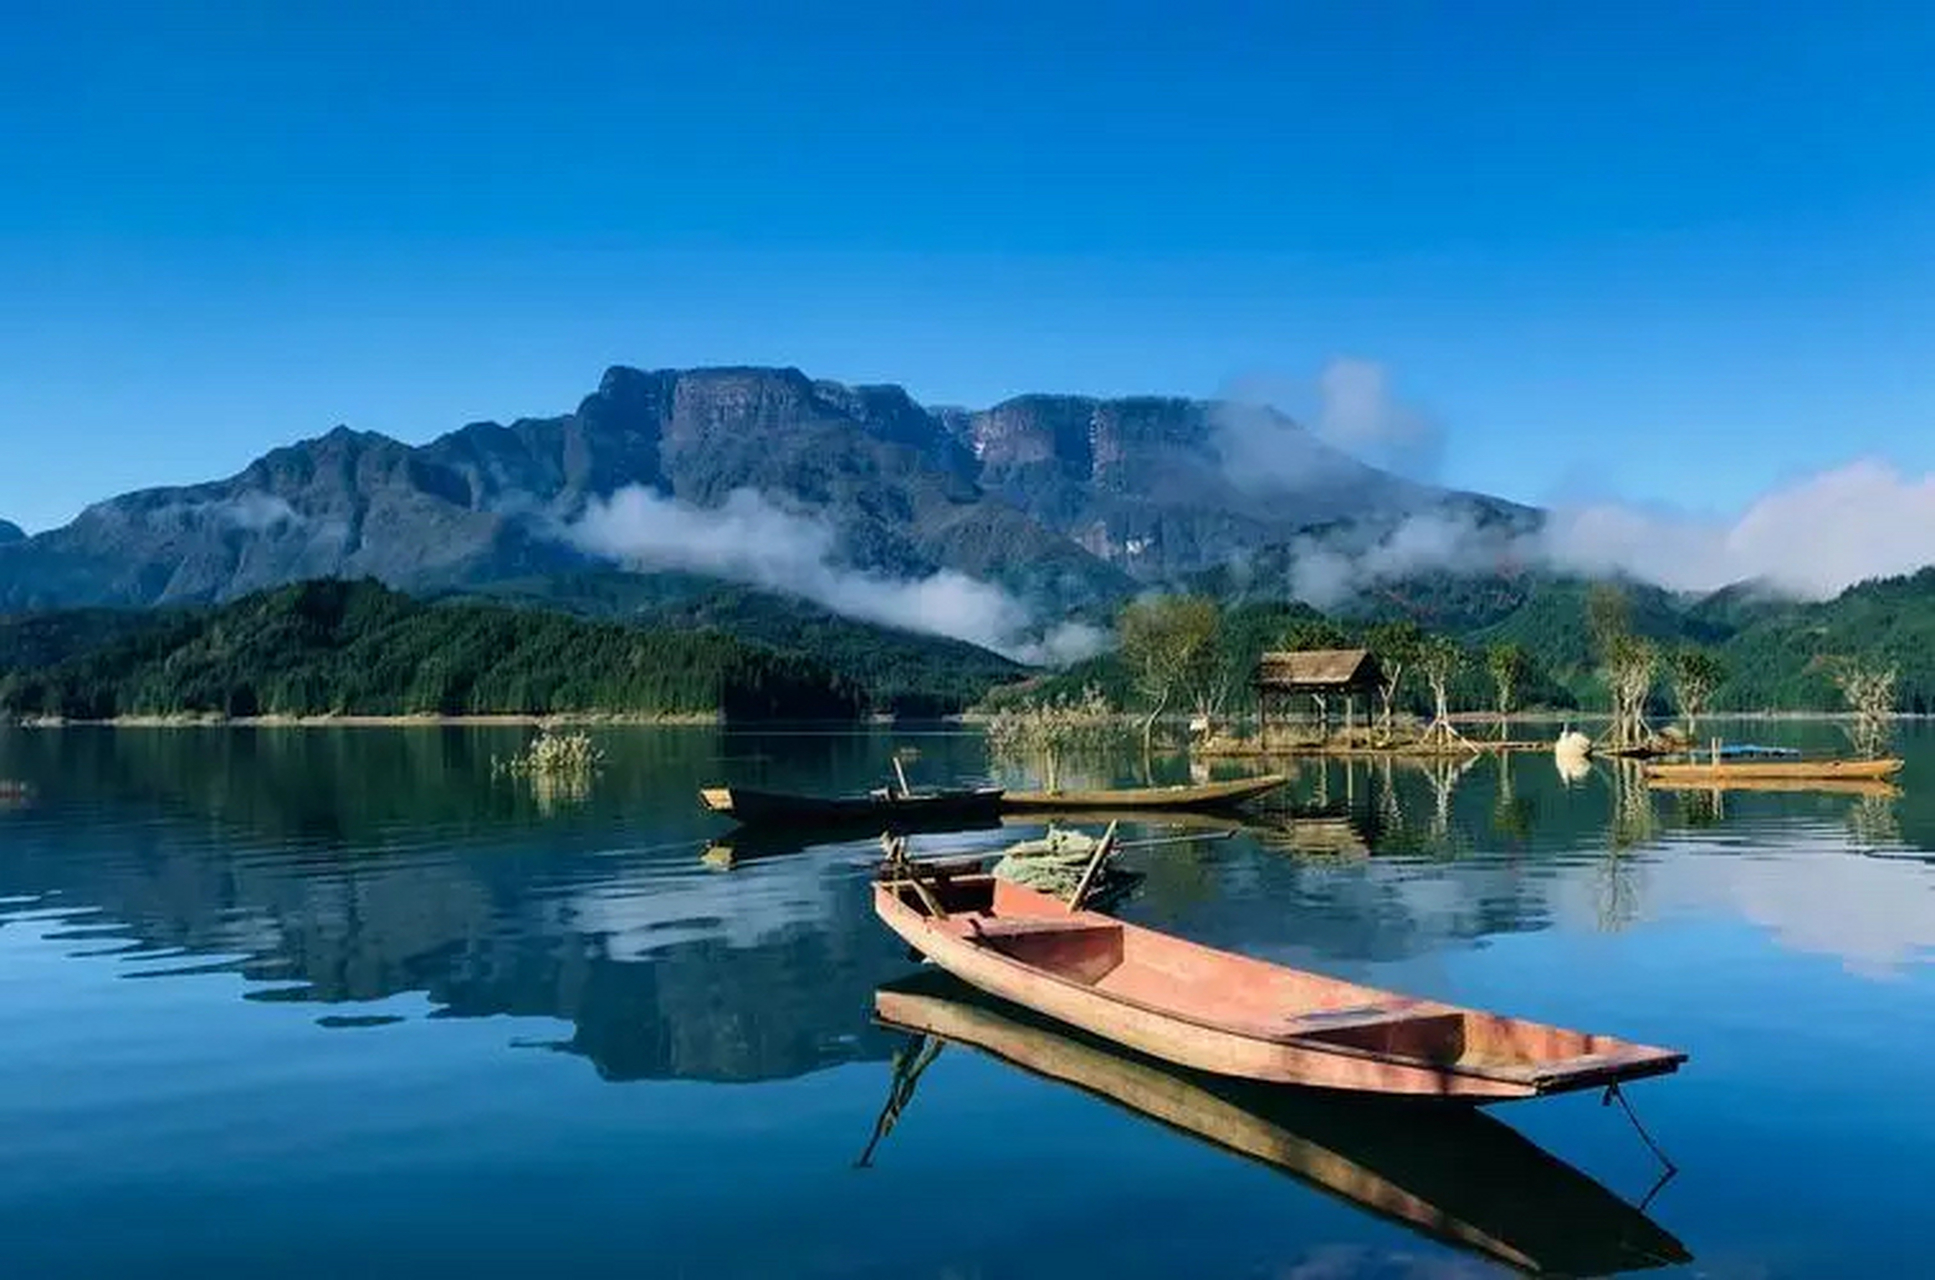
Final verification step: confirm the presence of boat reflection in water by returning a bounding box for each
[863,970,1691,1277]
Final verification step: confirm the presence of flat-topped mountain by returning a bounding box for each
[0,365,1530,619]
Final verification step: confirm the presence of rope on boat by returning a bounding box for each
[1602,1081,1678,1209]
[854,1033,944,1168]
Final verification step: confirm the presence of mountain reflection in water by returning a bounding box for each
[4,722,1935,1277]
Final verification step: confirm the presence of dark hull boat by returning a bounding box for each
[699,784,1005,827]
[867,969,1691,1276]
[1002,773,1287,812]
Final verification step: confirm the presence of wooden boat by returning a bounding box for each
[698,783,1004,827]
[873,969,1690,1275]
[1003,773,1287,812]
[1645,775,1902,798]
[1643,757,1903,784]
[873,871,1685,1101]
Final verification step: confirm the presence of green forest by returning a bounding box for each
[453,570,1021,717]
[0,579,869,721]
[5,566,1934,727]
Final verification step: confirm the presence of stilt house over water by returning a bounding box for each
[1255,648,1385,738]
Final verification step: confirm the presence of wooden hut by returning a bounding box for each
[1255,649,1384,740]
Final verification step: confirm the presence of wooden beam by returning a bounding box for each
[1066,819,1120,911]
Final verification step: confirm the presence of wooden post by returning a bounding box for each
[882,834,949,919]
[1066,820,1119,911]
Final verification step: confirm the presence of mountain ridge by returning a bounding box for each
[0,364,1531,625]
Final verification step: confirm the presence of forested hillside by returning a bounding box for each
[0,580,871,721]
[452,570,1023,717]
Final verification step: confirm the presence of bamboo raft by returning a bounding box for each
[871,969,1689,1275]
[1002,773,1286,812]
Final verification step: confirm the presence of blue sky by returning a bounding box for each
[4,1,1934,533]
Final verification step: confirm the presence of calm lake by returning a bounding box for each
[3,721,1932,1277]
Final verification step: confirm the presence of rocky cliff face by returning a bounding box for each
[0,364,1528,615]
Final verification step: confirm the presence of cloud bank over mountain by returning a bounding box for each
[1278,456,1935,607]
[569,485,1106,664]
[1224,358,1935,607]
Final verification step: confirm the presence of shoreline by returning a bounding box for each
[3,710,1923,731]
[6,711,725,729]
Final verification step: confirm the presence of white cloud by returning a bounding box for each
[1312,357,1445,479]
[1540,459,1935,598]
[219,493,302,532]
[1274,458,1935,609]
[1213,358,1445,489]
[568,486,1106,665]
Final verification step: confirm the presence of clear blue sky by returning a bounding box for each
[4,1,1934,532]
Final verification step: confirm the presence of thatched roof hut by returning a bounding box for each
[1254,648,1384,695]
[1254,649,1384,735]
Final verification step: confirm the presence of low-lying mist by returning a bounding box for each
[1219,358,1935,607]
[566,486,1106,665]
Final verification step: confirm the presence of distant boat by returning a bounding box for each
[699,783,1005,827]
[1644,775,1902,798]
[873,866,1686,1101]
[871,969,1691,1276]
[1643,757,1903,785]
[1002,773,1286,813]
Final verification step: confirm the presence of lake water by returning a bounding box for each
[2,721,1933,1277]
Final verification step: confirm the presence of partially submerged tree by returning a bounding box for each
[1117,594,1223,755]
[1830,657,1898,759]
[1486,642,1530,738]
[1668,646,1726,740]
[1363,620,1423,743]
[1415,633,1472,749]
[1587,586,1655,749]
[985,685,1128,790]
[1604,634,1658,750]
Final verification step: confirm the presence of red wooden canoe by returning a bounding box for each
[874,873,1685,1101]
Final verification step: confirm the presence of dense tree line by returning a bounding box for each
[987,567,1935,720]
[454,571,1022,716]
[0,579,867,721]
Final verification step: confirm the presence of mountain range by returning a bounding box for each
[0,364,1529,629]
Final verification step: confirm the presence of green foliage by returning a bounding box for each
[0,579,866,721]
[1118,594,1221,703]
[1667,646,1725,730]
[1280,618,1352,650]
[1486,642,1530,717]
[455,570,1023,715]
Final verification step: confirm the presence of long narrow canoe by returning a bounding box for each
[875,970,1690,1275]
[699,784,1004,827]
[1003,773,1287,812]
[1643,757,1903,784]
[1645,775,1903,798]
[873,873,1685,1101]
